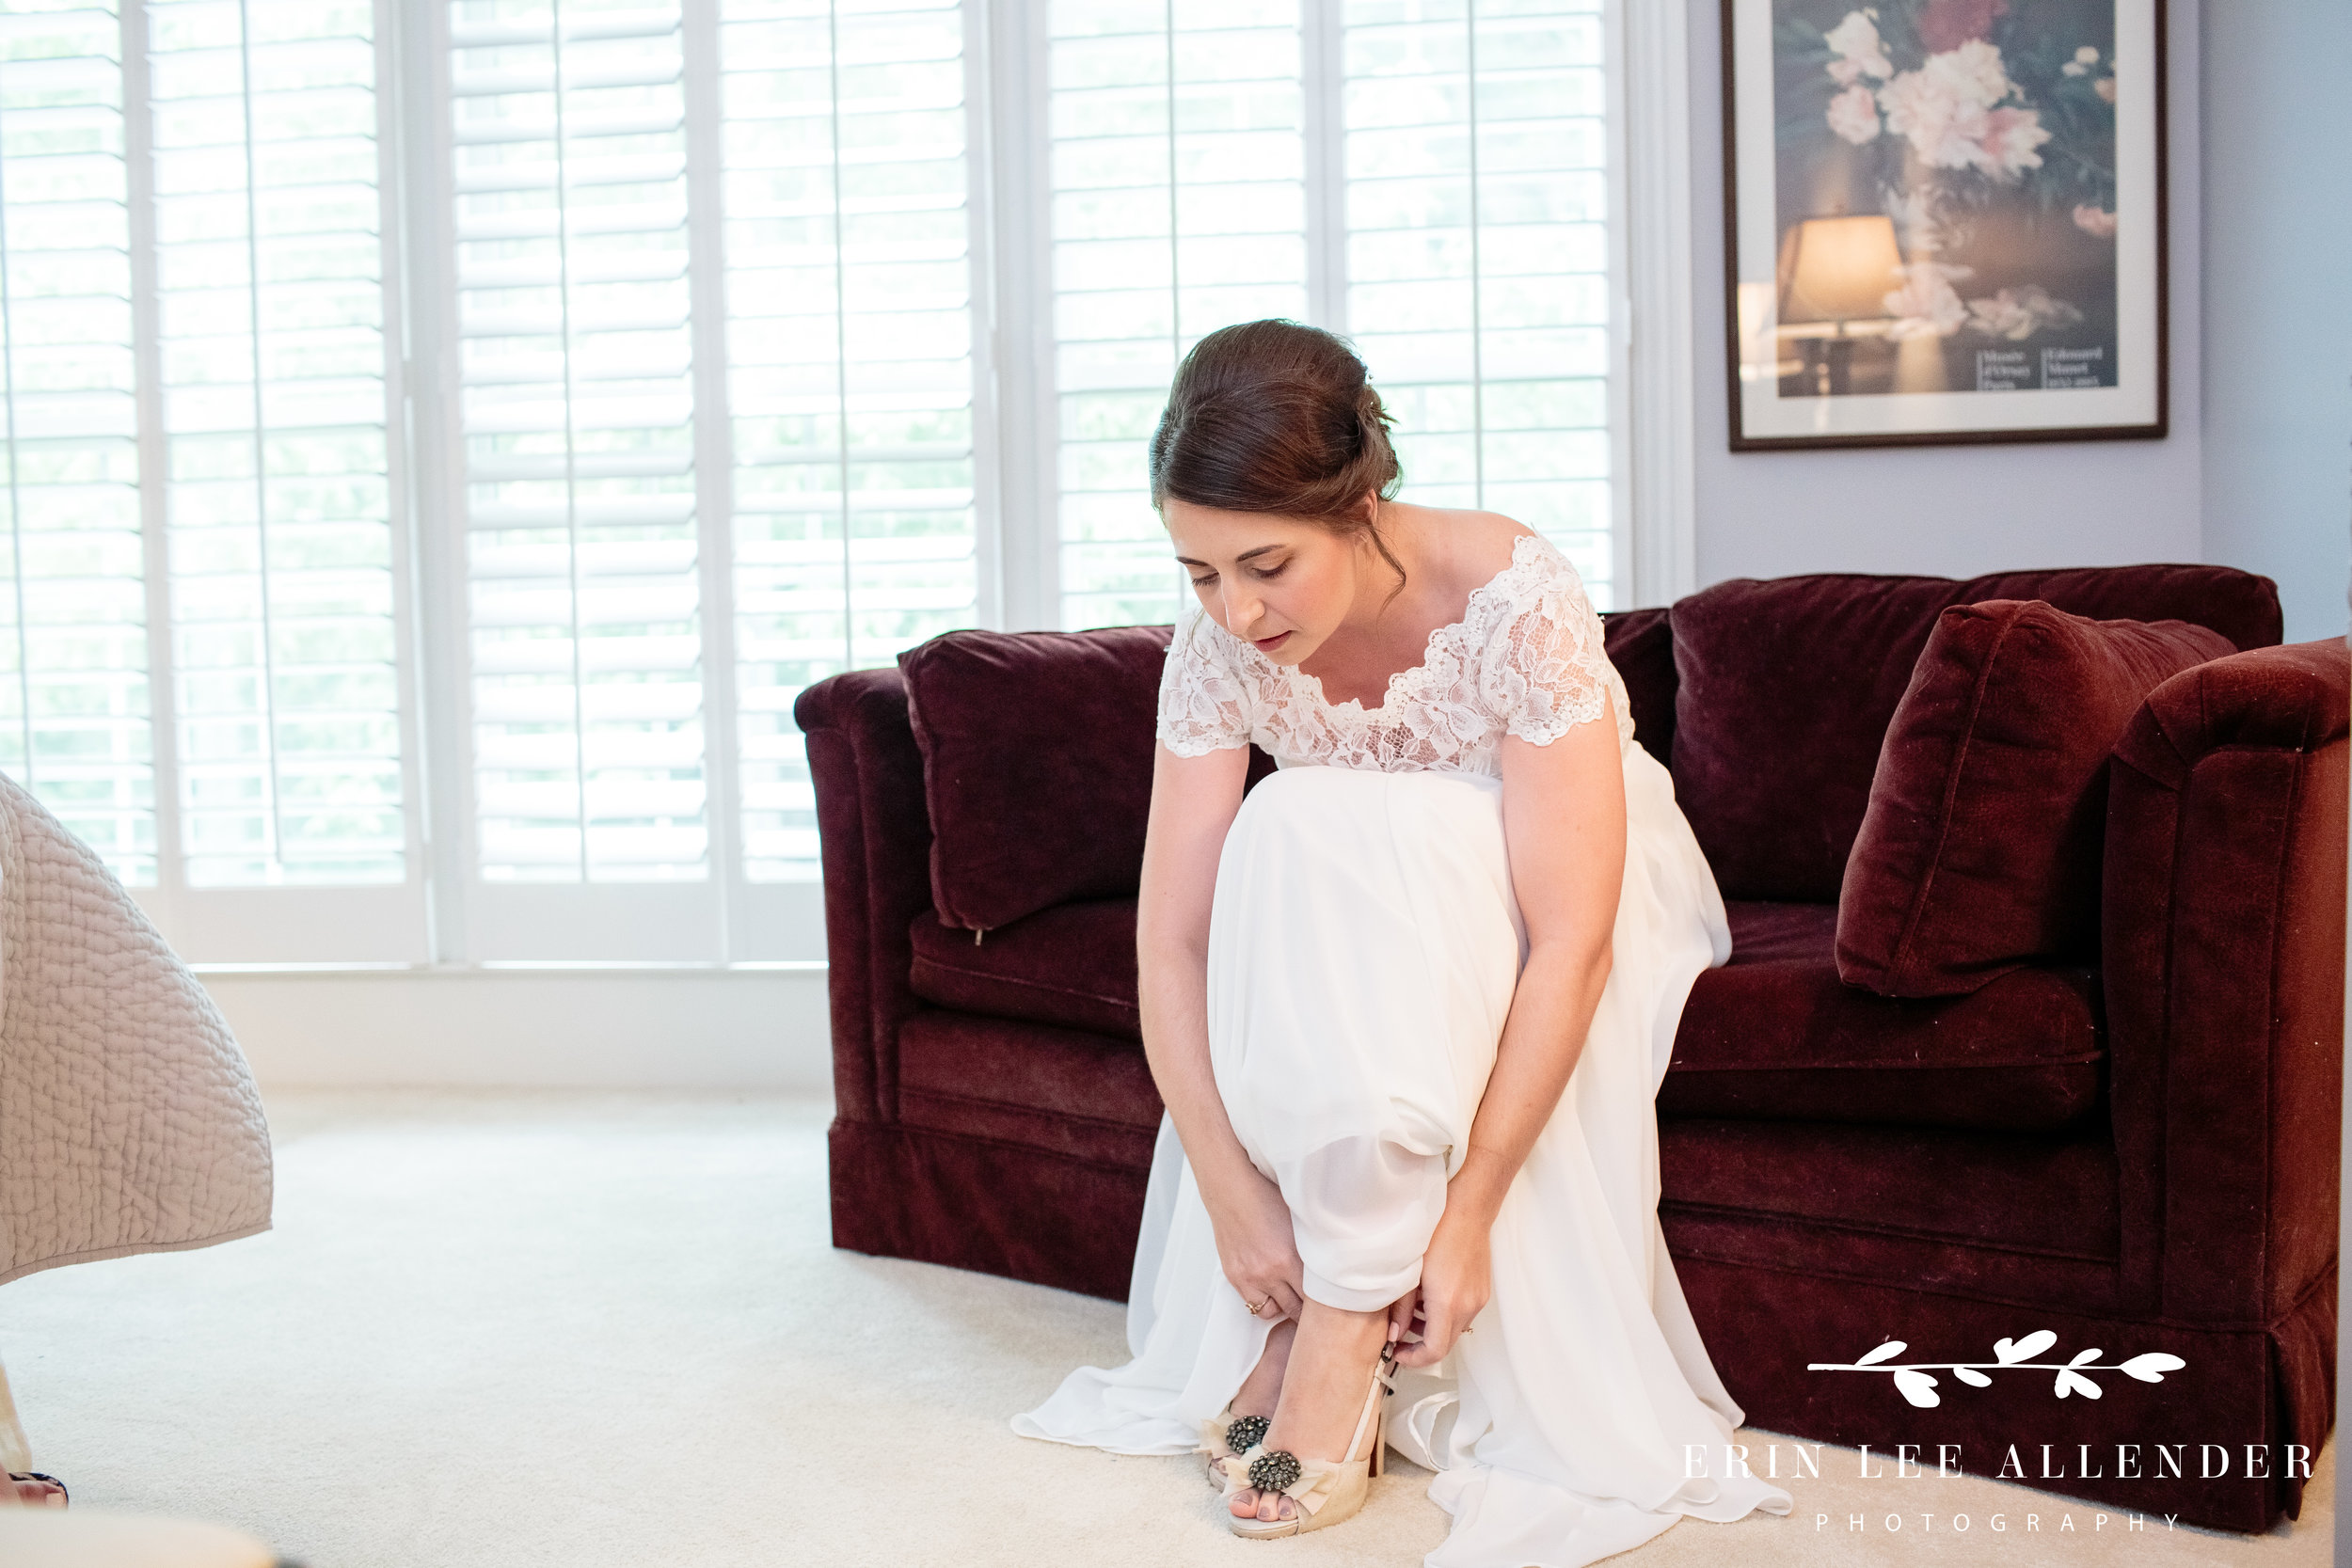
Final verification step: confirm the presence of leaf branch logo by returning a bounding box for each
[1808,1330,2186,1408]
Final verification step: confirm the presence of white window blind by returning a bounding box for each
[441,0,982,911]
[719,0,978,883]
[0,0,423,960]
[1044,0,1619,630]
[0,5,152,880]
[1045,0,1310,631]
[0,0,1631,961]
[448,2,707,887]
[149,0,405,887]
[1342,0,1613,585]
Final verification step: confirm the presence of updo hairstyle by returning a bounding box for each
[1148,319,1407,591]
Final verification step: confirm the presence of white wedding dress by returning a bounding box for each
[1011,533,1792,1567]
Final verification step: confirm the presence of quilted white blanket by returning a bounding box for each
[0,776,272,1286]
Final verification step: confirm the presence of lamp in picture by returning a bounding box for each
[1775,214,1903,396]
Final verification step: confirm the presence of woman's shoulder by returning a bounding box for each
[1438,516,1587,617]
[1400,503,1542,589]
[1460,525,1606,685]
[1407,506,1596,615]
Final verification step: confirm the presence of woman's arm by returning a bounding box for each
[1136,741,1312,1322]
[1391,688,1628,1365]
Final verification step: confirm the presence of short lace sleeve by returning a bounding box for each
[1156,606,1254,756]
[1478,547,1626,749]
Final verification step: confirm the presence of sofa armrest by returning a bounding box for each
[796,669,936,1126]
[2105,638,2347,1324]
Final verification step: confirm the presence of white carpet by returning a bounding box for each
[0,1092,2330,1567]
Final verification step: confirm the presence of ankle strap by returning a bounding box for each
[1343,1354,1396,1465]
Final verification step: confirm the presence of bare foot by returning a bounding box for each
[8,1472,66,1508]
[1228,1300,1390,1524]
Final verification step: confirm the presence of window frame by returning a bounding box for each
[395,0,816,965]
[118,0,434,964]
[72,0,1692,967]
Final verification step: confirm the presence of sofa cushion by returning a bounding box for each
[916,895,2103,1133]
[1660,1117,2121,1264]
[896,1010,1161,1169]
[1661,901,2105,1132]
[1670,564,2281,901]
[910,899,1141,1040]
[1836,601,2233,997]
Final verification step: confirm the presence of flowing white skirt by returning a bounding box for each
[1011,748,1793,1567]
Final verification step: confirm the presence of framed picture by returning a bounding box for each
[1721,0,2167,450]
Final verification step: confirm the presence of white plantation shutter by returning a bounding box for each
[1342,0,1615,594]
[0,0,424,959]
[719,0,979,883]
[439,0,984,918]
[1044,0,1621,627]
[0,6,153,881]
[447,2,708,887]
[1046,0,1309,631]
[0,0,1629,962]
[147,0,406,888]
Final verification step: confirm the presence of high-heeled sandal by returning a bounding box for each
[1215,1348,1396,1539]
[1200,1407,1273,1489]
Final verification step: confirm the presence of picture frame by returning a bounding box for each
[1721,0,2168,451]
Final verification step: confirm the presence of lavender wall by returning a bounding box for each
[2197,2,2352,644]
[1682,0,2211,592]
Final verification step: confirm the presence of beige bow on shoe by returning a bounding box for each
[1219,1350,1396,1539]
[1216,1450,1353,1519]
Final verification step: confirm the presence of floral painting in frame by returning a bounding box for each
[1722,0,2166,449]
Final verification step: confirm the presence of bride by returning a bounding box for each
[1011,319,1791,1565]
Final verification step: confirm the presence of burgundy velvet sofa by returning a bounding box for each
[799,563,2344,1534]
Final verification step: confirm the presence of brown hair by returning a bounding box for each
[1148,319,1406,593]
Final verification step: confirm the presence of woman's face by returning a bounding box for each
[1163,498,1364,665]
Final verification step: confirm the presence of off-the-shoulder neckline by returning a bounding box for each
[1228,531,1562,720]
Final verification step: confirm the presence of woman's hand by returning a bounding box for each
[1202,1163,1308,1323]
[1388,1205,1493,1367]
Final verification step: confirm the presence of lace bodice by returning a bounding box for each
[1155,532,1637,774]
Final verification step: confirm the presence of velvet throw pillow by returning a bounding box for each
[1835,599,2233,997]
[900,625,1172,933]
[900,625,1278,933]
[1669,564,2280,901]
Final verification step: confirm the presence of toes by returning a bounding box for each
[1227,1486,1258,1518]
[12,1478,64,1509]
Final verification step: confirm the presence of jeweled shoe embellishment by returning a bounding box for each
[1248,1449,1303,1493]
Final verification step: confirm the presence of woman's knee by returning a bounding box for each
[1280,1135,1448,1309]
[1228,768,1387,856]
